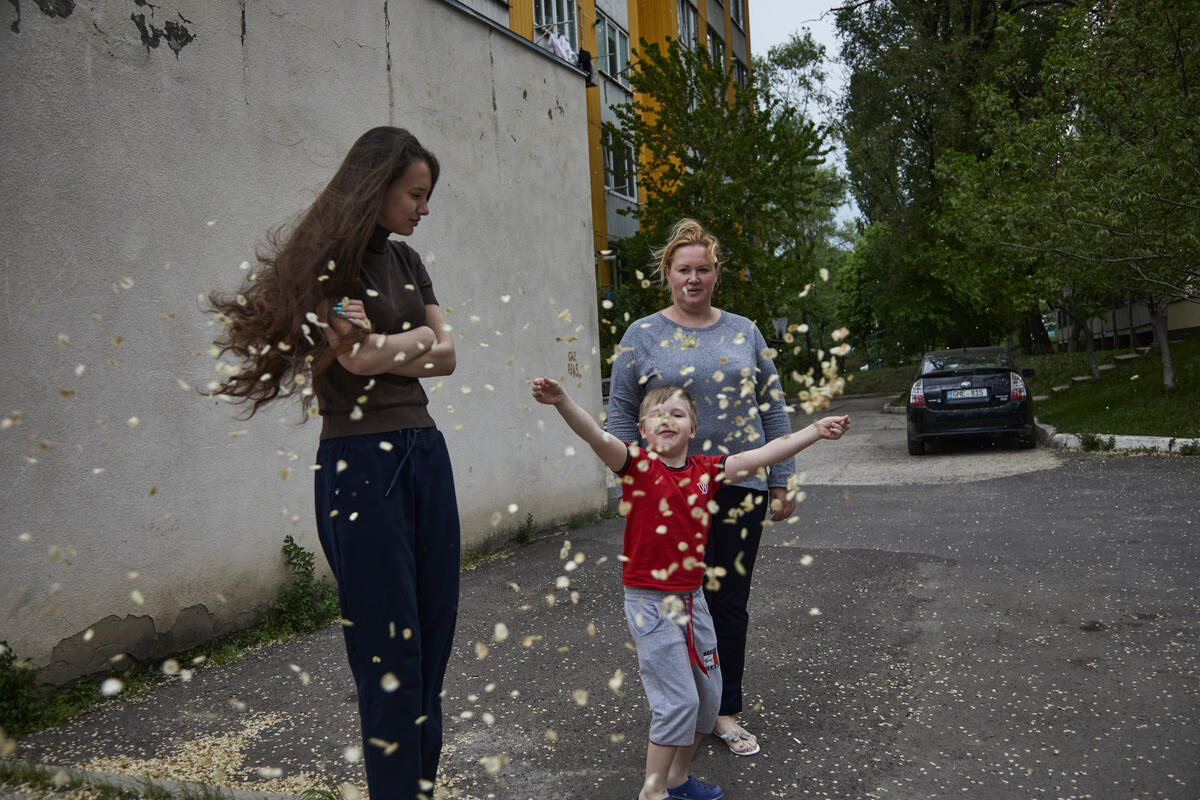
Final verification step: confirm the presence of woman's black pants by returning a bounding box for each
[703,484,768,717]
[315,427,460,800]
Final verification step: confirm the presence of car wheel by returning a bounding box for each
[907,436,925,456]
[1019,433,1036,449]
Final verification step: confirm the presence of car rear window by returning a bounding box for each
[921,351,1014,374]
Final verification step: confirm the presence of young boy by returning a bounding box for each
[531,378,850,800]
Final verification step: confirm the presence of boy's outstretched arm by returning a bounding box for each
[725,415,851,483]
[532,377,629,472]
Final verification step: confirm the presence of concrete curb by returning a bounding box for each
[1035,420,1199,453]
[0,760,303,800]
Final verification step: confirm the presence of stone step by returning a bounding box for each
[1071,375,1094,382]
[1098,363,1116,371]
[1114,353,1141,362]
[1052,384,1071,392]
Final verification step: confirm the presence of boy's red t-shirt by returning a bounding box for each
[616,446,728,591]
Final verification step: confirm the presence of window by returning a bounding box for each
[730,0,745,30]
[596,12,630,88]
[603,129,637,200]
[677,1,698,51]
[708,26,724,67]
[535,0,578,51]
[734,58,748,88]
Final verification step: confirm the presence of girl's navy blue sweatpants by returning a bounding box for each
[314,427,460,800]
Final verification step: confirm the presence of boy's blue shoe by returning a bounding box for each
[667,775,724,800]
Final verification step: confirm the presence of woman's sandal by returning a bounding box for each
[715,726,760,756]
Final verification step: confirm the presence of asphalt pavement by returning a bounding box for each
[11,396,1200,799]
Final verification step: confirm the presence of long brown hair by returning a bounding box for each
[207,127,440,418]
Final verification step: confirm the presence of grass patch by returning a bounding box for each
[841,348,1127,399]
[838,339,1199,440]
[0,537,340,738]
[1022,349,1123,394]
[841,363,916,396]
[461,544,497,571]
[1034,338,1200,438]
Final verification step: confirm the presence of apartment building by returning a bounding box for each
[461,1,753,289]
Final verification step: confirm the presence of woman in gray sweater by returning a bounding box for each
[606,218,795,758]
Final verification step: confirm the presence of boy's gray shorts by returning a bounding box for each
[624,586,721,747]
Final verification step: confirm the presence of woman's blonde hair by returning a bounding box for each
[649,218,720,286]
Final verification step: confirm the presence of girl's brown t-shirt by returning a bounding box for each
[317,234,439,439]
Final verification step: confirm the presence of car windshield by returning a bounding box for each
[921,351,1013,374]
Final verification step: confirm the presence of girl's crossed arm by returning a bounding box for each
[532,377,629,473]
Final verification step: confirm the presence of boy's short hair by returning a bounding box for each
[639,385,698,428]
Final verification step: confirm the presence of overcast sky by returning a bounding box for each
[748,0,845,90]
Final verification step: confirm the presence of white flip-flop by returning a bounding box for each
[715,726,760,756]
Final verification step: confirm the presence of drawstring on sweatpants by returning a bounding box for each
[384,429,420,497]
[683,592,708,676]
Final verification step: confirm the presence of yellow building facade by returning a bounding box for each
[496,0,752,288]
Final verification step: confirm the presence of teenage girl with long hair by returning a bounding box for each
[209,126,460,800]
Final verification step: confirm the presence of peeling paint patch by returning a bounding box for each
[34,0,75,19]
[9,0,76,32]
[40,604,254,686]
[131,10,194,57]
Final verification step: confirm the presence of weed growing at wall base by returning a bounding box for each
[258,535,341,641]
[516,512,536,544]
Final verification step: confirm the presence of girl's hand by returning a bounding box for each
[332,298,371,331]
[815,415,851,440]
[532,377,566,406]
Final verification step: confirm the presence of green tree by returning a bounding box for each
[836,0,1070,352]
[602,39,830,372]
[938,0,1200,391]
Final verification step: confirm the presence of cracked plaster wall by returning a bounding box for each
[1,0,599,682]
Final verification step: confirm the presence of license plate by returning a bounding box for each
[947,388,988,399]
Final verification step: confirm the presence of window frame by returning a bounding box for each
[676,0,699,51]
[730,0,745,31]
[734,58,748,88]
[708,25,724,68]
[534,0,579,51]
[603,128,638,201]
[595,11,631,88]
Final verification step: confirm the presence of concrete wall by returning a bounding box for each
[1,0,605,683]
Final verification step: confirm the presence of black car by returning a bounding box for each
[905,347,1036,455]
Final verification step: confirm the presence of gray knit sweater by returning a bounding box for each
[606,310,795,491]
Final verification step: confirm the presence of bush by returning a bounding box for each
[0,641,42,738]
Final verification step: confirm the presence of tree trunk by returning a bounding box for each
[1020,309,1054,355]
[1056,303,1099,377]
[801,308,819,375]
[1126,296,1136,352]
[1150,299,1176,393]
[1084,325,1100,380]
